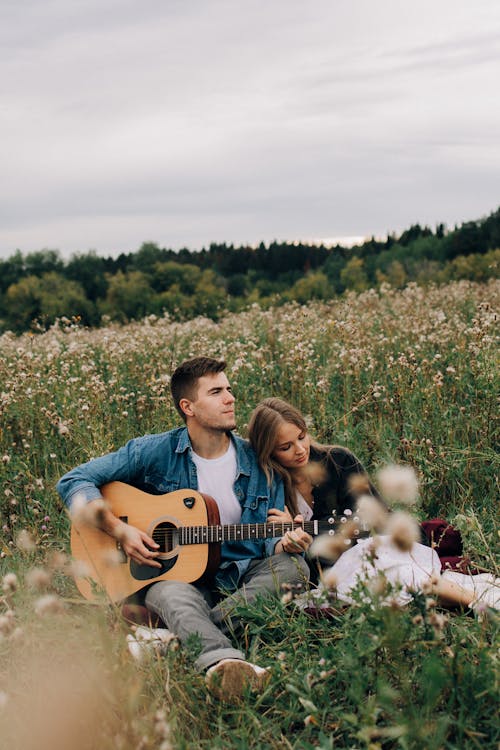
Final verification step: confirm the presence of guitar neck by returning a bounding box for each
[154,519,329,547]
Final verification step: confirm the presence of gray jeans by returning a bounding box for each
[145,552,309,670]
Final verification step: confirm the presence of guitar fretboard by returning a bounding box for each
[153,519,332,547]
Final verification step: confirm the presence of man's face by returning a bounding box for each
[181,372,236,431]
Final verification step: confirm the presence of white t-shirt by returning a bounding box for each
[191,441,242,525]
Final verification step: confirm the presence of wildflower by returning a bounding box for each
[16,529,36,553]
[388,598,402,610]
[348,473,371,496]
[1,454,10,463]
[376,464,419,506]
[310,532,348,562]
[69,492,88,519]
[2,572,18,593]
[154,709,172,750]
[0,613,15,635]
[368,574,388,596]
[471,600,497,623]
[385,511,420,552]
[34,594,65,616]
[421,573,440,595]
[341,519,359,539]
[48,550,69,570]
[26,566,52,591]
[305,461,327,486]
[57,420,70,436]
[428,611,448,633]
[57,420,69,444]
[10,626,24,643]
[321,568,338,591]
[356,495,388,530]
[433,371,444,387]
[71,496,109,528]
[67,559,91,578]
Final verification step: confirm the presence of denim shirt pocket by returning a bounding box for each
[241,493,268,522]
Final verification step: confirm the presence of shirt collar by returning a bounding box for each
[175,428,251,477]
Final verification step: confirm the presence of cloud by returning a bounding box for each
[1,0,499,256]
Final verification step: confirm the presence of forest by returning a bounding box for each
[0,206,498,332]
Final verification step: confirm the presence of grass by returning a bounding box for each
[0,279,499,749]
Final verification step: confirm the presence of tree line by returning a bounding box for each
[1,207,499,333]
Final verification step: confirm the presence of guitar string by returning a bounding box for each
[151,521,324,546]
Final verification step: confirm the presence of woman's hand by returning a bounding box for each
[273,513,313,554]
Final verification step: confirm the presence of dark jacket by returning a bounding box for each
[306,445,385,582]
[308,445,383,524]
[306,446,427,580]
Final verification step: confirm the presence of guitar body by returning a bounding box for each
[70,483,221,602]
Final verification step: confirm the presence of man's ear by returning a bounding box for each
[179,398,193,418]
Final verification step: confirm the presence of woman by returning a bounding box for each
[248,397,498,611]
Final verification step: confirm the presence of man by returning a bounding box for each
[57,356,310,701]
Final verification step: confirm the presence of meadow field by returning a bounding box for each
[0,279,498,749]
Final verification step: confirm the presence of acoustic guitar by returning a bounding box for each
[70,482,334,602]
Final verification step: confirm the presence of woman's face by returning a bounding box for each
[271,421,310,471]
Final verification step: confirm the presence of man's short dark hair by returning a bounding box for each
[170,357,227,419]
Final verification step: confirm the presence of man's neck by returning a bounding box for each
[187,424,231,459]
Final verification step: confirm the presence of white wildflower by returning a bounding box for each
[26,566,52,591]
[67,558,91,578]
[57,420,70,436]
[16,529,36,553]
[310,532,349,562]
[385,511,420,552]
[2,572,18,593]
[356,495,388,530]
[321,568,338,591]
[376,464,419,506]
[34,594,65,616]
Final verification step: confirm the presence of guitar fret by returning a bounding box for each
[175,519,326,545]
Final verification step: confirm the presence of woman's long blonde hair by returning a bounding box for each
[248,397,319,515]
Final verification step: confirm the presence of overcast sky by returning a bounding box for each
[1,0,499,259]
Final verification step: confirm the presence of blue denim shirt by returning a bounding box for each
[56,428,284,592]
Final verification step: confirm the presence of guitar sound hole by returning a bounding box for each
[152,522,179,554]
